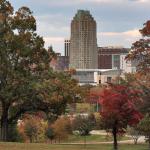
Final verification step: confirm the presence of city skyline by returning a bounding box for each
[9,0,150,54]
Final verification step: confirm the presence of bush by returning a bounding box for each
[45,127,55,143]
[51,116,72,142]
[7,124,23,142]
[18,114,48,143]
[72,114,95,136]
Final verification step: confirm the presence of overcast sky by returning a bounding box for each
[9,0,150,55]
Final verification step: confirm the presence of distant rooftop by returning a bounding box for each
[77,10,90,15]
[73,9,94,21]
[99,46,126,49]
[97,47,130,54]
[76,69,121,72]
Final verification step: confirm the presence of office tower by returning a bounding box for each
[70,10,98,69]
[64,39,70,57]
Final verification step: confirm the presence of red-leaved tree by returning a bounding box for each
[95,85,143,150]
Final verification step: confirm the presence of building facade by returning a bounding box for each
[98,47,129,69]
[50,53,69,71]
[73,69,122,85]
[64,39,70,57]
[120,55,137,73]
[70,10,98,69]
[61,10,138,85]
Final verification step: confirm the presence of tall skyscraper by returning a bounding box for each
[70,10,98,69]
[64,39,70,56]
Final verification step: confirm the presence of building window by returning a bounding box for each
[113,55,120,69]
[107,77,112,83]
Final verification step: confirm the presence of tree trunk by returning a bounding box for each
[0,105,9,141]
[112,126,118,150]
[84,136,86,148]
[134,137,138,145]
[29,136,33,143]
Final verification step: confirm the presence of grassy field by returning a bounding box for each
[0,143,149,150]
[63,134,130,143]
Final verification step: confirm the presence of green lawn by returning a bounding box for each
[0,143,148,150]
[62,134,130,143]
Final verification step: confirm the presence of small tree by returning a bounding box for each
[18,114,47,143]
[94,112,102,130]
[72,115,95,146]
[126,20,150,75]
[128,126,140,144]
[45,127,55,144]
[24,121,38,143]
[96,85,142,150]
[138,114,150,149]
[51,117,72,143]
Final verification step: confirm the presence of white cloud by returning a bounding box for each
[100,29,141,37]
[52,0,149,5]
[98,29,141,47]
[44,37,65,53]
[129,0,149,3]
[44,37,64,43]
[87,0,149,3]
[123,29,141,37]
[87,0,124,3]
[35,13,70,37]
[28,0,121,7]
[43,29,141,53]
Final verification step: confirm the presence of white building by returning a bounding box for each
[73,69,122,85]
[120,54,137,73]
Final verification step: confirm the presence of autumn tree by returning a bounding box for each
[126,20,150,115]
[127,126,140,145]
[120,73,150,115]
[72,114,95,146]
[72,115,95,136]
[45,127,55,144]
[24,119,38,143]
[96,85,142,150]
[0,0,81,141]
[18,115,38,143]
[18,114,47,143]
[126,20,150,74]
[51,116,72,143]
[138,114,150,149]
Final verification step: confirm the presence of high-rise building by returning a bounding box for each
[70,10,98,69]
[64,39,70,57]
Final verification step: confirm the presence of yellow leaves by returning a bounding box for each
[65,68,76,75]
[18,114,48,142]
[51,117,71,139]
[0,13,4,22]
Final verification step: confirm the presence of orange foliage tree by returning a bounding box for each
[51,116,72,143]
[18,114,47,143]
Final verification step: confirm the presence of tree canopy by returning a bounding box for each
[0,0,81,141]
[125,20,150,115]
[126,20,150,74]
[93,84,142,150]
